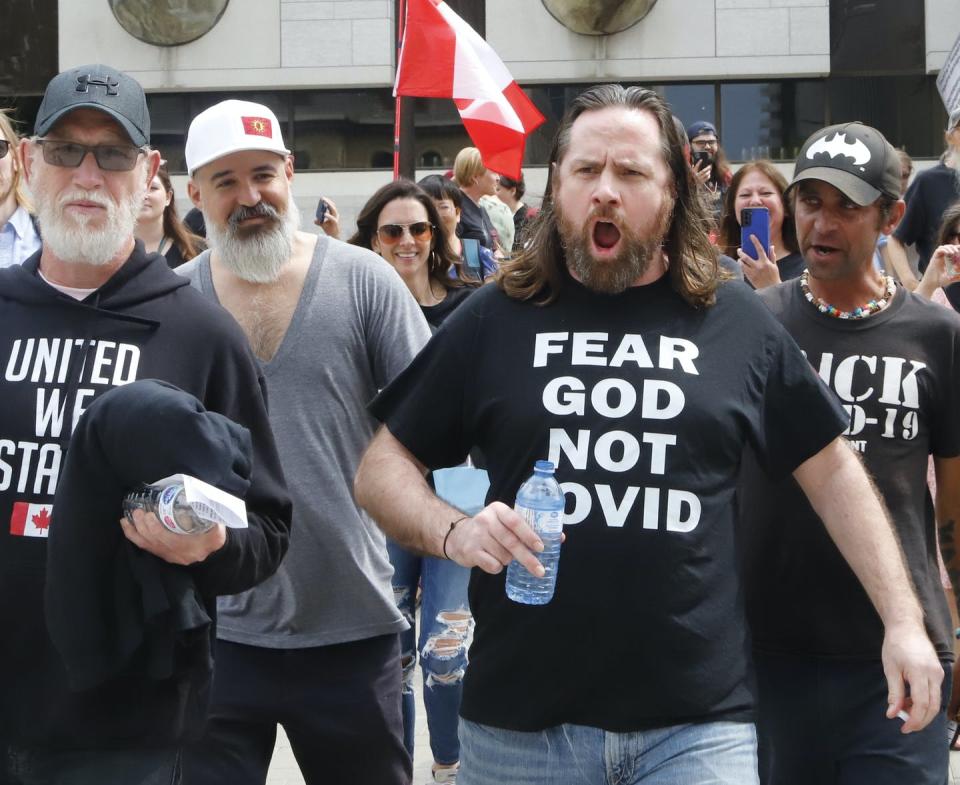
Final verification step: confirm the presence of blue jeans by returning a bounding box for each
[457,718,759,785]
[388,541,472,766]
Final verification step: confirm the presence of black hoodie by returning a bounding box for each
[0,243,292,749]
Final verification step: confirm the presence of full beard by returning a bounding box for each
[557,203,672,295]
[206,194,300,283]
[32,171,144,267]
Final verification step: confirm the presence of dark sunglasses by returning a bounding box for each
[36,139,146,172]
[0,140,8,160]
[376,222,434,243]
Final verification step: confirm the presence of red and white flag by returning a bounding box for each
[395,0,546,179]
[10,502,53,538]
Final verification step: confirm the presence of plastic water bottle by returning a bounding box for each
[505,460,565,605]
[123,484,218,536]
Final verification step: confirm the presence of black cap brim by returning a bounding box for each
[787,166,883,207]
[36,103,147,147]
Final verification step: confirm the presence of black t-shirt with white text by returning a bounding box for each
[741,281,960,660]
[371,272,847,732]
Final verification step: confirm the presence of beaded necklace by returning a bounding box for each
[800,269,896,320]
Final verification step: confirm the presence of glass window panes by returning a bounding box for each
[721,81,826,162]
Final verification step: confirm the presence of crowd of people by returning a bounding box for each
[0,62,960,785]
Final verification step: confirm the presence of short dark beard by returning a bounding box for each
[557,204,671,295]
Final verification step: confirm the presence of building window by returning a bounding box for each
[720,81,826,162]
[8,73,938,178]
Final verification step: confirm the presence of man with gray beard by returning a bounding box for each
[0,66,292,785]
[177,100,430,785]
[353,84,942,784]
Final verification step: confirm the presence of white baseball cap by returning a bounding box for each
[185,99,290,175]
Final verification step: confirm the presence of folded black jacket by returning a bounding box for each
[46,379,253,692]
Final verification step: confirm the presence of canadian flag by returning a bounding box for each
[10,502,53,538]
[395,0,545,179]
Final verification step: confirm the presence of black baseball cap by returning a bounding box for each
[686,120,717,141]
[35,64,150,146]
[788,122,900,206]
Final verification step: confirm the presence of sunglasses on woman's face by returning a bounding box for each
[0,140,9,160]
[376,222,434,244]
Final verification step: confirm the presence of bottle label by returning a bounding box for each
[157,483,186,534]
[515,504,564,535]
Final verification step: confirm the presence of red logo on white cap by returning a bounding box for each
[241,116,273,138]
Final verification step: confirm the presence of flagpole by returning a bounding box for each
[393,0,407,180]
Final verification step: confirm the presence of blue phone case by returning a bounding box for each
[740,207,770,261]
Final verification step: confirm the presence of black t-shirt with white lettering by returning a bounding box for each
[741,281,960,660]
[371,272,847,732]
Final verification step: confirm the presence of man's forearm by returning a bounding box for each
[355,425,461,558]
[794,438,924,627]
[884,236,919,290]
[935,458,960,594]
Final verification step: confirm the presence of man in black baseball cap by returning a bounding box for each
[0,65,292,785]
[34,63,150,147]
[740,120,960,784]
[685,119,731,224]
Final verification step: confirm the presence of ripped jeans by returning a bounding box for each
[388,541,473,767]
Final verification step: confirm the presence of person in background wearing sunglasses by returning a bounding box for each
[349,178,482,784]
[0,109,41,267]
[178,99,429,785]
[0,65,292,785]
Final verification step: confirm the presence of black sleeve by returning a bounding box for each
[369,294,483,470]
[929,310,960,459]
[747,326,850,479]
[189,335,293,597]
[893,179,925,247]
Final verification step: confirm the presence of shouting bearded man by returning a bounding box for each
[353,84,943,785]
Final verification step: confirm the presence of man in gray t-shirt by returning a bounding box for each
[177,100,429,784]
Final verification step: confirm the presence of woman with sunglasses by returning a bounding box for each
[349,179,481,785]
[134,164,204,268]
[0,109,41,268]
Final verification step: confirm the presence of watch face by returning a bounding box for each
[540,0,659,36]
[109,0,230,47]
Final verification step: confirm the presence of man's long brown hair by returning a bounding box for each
[497,84,720,308]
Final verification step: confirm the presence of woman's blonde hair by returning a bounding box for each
[453,147,486,188]
[0,109,34,213]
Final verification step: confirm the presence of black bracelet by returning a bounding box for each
[442,516,469,560]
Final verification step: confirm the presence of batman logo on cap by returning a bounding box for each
[806,132,871,167]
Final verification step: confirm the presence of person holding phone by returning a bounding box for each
[718,161,803,289]
[313,195,341,238]
[686,120,732,225]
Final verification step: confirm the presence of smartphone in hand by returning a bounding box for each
[315,198,327,224]
[740,207,770,261]
[691,150,711,168]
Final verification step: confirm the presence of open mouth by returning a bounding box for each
[592,221,622,254]
[810,244,839,258]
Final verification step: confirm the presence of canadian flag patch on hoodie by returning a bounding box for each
[10,501,52,538]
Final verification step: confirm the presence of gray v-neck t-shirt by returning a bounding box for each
[178,235,431,647]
